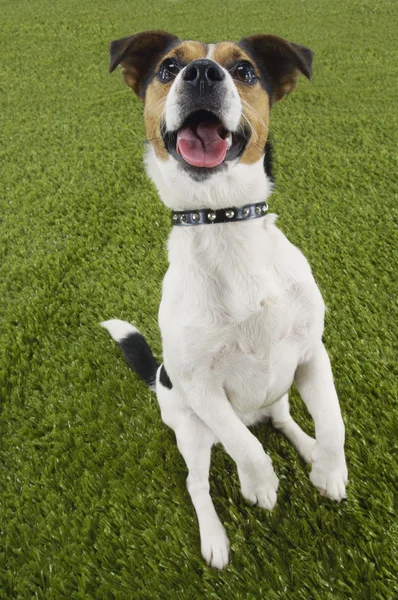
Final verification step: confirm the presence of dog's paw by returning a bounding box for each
[200,523,230,570]
[309,446,348,501]
[239,460,279,510]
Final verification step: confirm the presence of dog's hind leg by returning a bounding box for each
[156,372,230,570]
[269,394,315,464]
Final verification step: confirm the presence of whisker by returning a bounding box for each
[143,97,167,120]
[241,99,278,139]
[240,112,257,141]
[148,95,167,110]
[235,115,272,155]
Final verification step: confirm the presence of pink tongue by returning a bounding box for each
[176,120,228,168]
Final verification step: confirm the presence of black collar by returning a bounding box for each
[172,201,269,226]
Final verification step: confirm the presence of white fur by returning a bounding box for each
[154,205,347,568]
[206,44,216,59]
[145,148,273,211]
[101,319,138,342]
[118,51,348,569]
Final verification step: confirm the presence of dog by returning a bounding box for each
[102,30,348,570]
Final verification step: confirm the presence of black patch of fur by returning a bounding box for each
[263,138,274,182]
[159,364,173,389]
[119,332,159,389]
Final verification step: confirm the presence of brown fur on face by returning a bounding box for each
[213,43,271,165]
[144,79,170,160]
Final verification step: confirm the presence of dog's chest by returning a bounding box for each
[209,287,313,410]
[160,221,324,410]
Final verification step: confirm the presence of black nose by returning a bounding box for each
[183,59,225,93]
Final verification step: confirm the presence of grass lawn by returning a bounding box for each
[1,0,397,597]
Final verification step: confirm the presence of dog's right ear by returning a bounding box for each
[109,30,179,99]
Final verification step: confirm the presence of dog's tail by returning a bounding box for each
[101,319,159,392]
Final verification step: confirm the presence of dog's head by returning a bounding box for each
[110,31,312,207]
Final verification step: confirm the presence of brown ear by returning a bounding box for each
[240,34,313,102]
[109,30,179,98]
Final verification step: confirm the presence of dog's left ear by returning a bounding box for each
[240,34,313,102]
[109,30,179,98]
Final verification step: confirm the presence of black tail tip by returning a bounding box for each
[101,320,159,391]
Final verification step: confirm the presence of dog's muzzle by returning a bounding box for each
[162,60,248,176]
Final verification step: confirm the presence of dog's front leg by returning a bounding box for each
[157,378,230,569]
[295,341,348,500]
[174,414,230,570]
[186,380,279,510]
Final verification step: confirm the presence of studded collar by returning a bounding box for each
[171,201,269,226]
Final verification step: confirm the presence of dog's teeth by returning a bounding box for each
[225,133,232,149]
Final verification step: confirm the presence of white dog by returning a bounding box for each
[102,30,348,569]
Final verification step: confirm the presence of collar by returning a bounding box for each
[171,201,269,226]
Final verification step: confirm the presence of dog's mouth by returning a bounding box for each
[176,111,231,168]
[162,110,249,170]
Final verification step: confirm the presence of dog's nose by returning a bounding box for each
[183,59,225,92]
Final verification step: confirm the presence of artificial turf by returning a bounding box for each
[1,0,397,597]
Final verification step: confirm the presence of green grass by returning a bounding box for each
[1,0,397,597]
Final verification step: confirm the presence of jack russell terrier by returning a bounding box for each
[102,30,348,570]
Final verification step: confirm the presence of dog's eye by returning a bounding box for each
[158,58,180,82]
[233,61,258,84]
